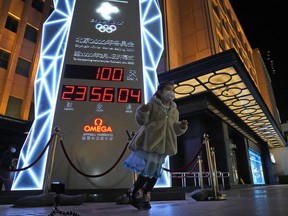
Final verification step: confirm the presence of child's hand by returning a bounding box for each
[180,120,188,129]
[140,104,150,112]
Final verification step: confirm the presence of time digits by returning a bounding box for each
[61,85,141,103]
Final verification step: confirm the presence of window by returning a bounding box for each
[5,15,19,33]
[32,0,44,13]
[24,25,38,43]
[16,57,31,77]
[0,49,10,69]
[5,96,23,119]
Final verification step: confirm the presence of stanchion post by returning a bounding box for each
[211,147,220,193]
[43,127,60,194]
[202,134,226,200]
[126,130,137,184]
[198,156,204,189]
[132,172,138,183]
[203,134,217,199]
[210,147,219,198]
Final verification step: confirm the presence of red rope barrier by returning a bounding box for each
[0,133,55,172]
[163,144,204,172]
[58,135,129,178]
[0,130,207,182]
[170,161,199,178]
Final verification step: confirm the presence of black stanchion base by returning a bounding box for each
[1,187,186,206]
[12,193,86,208]
[190,189,226,201]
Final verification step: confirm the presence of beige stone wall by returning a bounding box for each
[253,48,281,125]
[165,0,214,69]
[179,0,214,63]
[165,0,184,69]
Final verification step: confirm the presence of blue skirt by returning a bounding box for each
[123,150,167,178]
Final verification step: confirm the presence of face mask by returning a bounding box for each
[162,90,175,101]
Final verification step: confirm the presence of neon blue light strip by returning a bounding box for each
[12,0,76,190]
[140,0,164,103]
[12,0,165,190]
[140,0,168,187]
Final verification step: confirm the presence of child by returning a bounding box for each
[123,81,188,210]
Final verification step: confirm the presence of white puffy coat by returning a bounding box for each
[128,96,188,155]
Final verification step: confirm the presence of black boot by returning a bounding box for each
[129,188,143,210]
[142,191,151,209]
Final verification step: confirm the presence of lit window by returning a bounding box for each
[5,15,19,33]
[5,96,23,118]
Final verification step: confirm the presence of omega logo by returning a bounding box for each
[84,118,112,132]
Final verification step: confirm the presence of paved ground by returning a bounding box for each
[0,185,288,216]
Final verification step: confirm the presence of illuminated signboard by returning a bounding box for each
[248,149,265,185]
[12,0,164,190]
[51,0,145,189]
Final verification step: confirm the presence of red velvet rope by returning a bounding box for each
[162,144,204,172]
[1,131,206,180]
[0,133,55,172]
[59,135,129,178]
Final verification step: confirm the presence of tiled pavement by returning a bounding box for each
[0,185,288,216]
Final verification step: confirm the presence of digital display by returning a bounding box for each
[64,64,124,81]
[61,85,141,103]
[61,64,142,103]
[116,88,141,103]
[61,85,88,101]
[89,86,114,102]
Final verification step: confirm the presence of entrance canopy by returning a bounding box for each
[159,49,286,148]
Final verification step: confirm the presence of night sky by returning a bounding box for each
[229,0,288,123]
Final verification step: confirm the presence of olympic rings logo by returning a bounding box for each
[95,24,117,33]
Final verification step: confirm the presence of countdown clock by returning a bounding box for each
[51,0,146,189]
[61,65,141,103]
[12,0,164,190]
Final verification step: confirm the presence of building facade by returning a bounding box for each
[0,0,53,156]
[157,0,286,186]
[0,0,287,188]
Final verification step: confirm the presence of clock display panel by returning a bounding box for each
[51,0,144,189]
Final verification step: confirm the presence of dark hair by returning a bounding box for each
[155,81,174,98]
[157,80,174,91]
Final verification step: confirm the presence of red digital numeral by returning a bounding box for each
[117,88,141,103]
[61,85,87,101]
[95,67,123,81]
[61,85,75,100]
[90,87,115,102]
[112,68,123,81]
